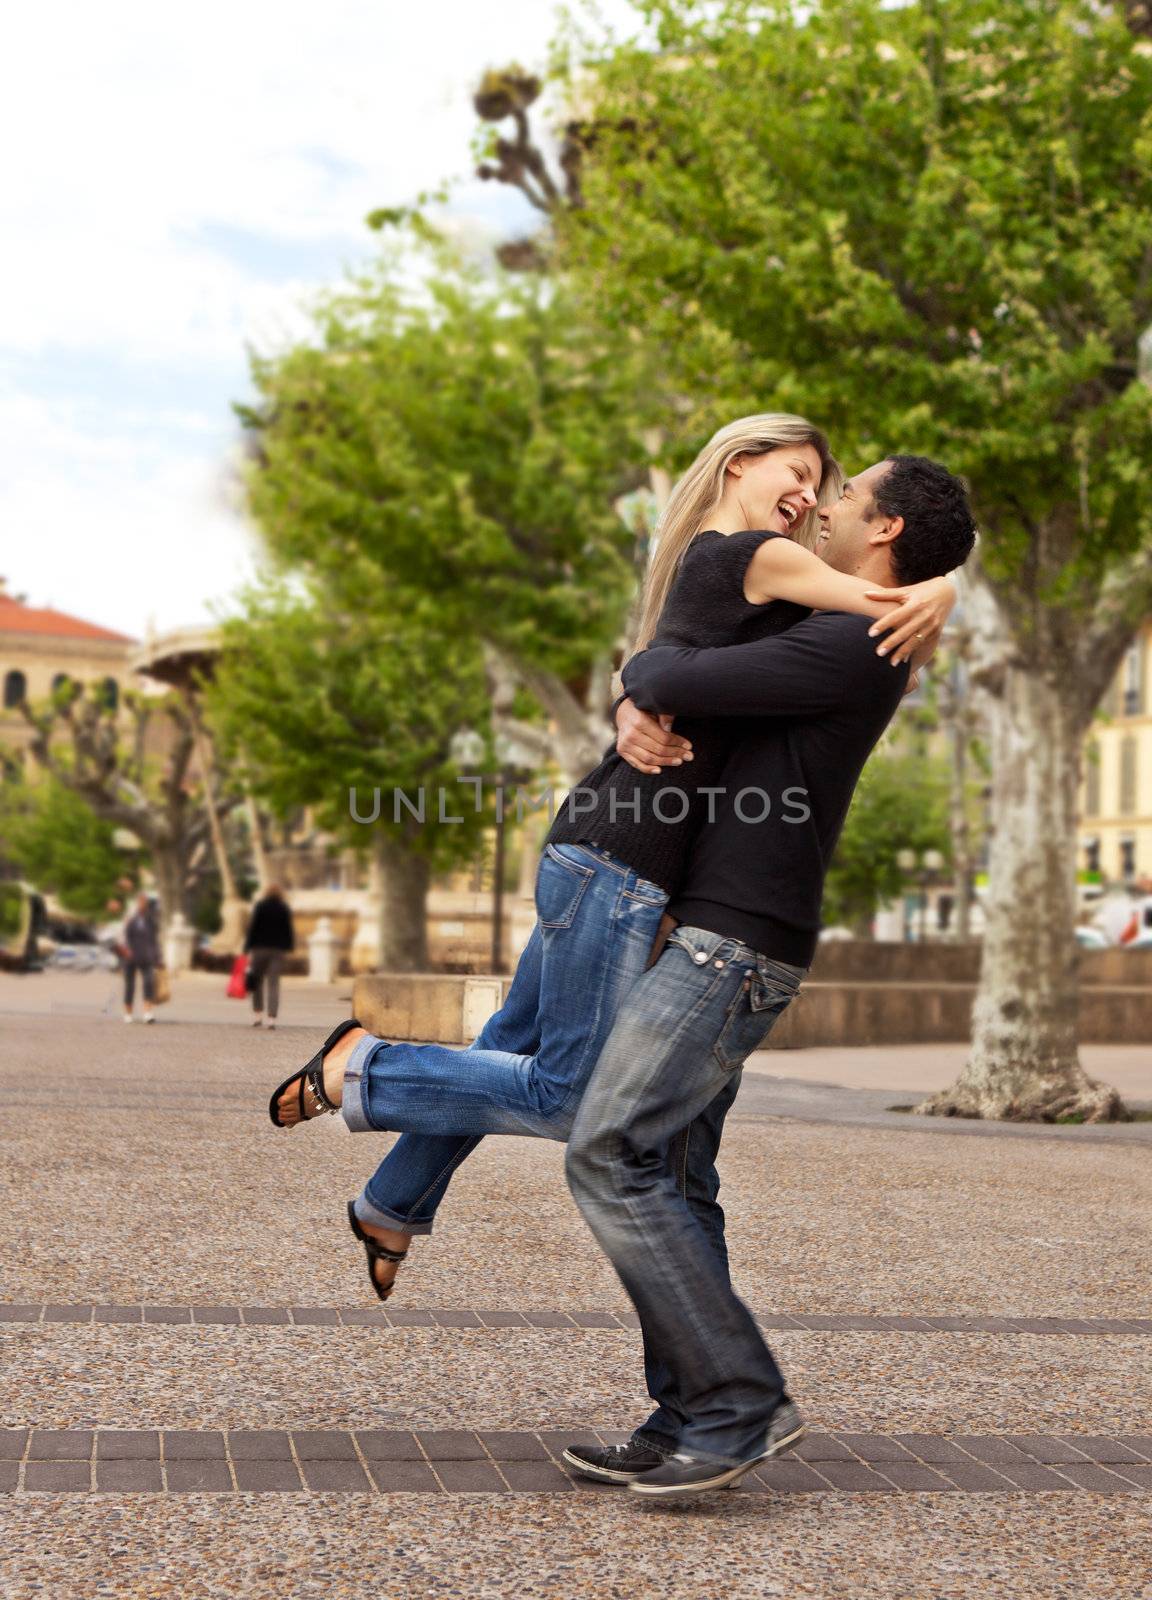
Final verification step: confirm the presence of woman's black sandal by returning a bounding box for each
[347,1202,409,1302]
[268,1018,363,1128]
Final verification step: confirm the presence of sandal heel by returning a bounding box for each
[347,1203,409,1302]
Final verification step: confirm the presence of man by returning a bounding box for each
[562,455,977,1498]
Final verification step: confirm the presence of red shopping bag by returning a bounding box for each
[226,955,249,999]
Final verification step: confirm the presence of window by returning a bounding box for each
[1120,836,1137,881]
[1084,744,1101,817]
[1119,737,1138,816]
[1084,838,1101,875]
[3,670,26,708]
[97,677,119,711]
[1122,641,1144,717]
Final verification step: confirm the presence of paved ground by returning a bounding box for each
[2,973,1150,1598]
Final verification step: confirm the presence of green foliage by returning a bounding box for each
[822,747,952,933]
[240,233,652,685]
[555,0,1152,606]
[204,579,494,871]
[0,777,125,920]
[0,883,23,940]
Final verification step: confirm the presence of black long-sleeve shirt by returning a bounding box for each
[244,896,295,953]
[622,611,909,965]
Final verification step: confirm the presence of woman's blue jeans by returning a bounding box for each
[342,843,668,1234]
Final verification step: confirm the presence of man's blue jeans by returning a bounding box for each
[341,843,667,1233]
[632,1069,743,1449]
[565,923,805,1467]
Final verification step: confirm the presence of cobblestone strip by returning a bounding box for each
[3,1430,1151,1494]
[2,1304,1150,1333]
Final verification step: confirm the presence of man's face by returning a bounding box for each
[816,460,894,572]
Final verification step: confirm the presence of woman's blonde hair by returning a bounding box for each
[634,413,842,649]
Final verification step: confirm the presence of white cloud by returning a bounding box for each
[0,383,259,638]
[0,0,640,639]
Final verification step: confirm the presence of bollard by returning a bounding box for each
[308,916,340,984]
[165,912,196,975]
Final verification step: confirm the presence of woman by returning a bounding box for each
[121,893,161,1024]
[244,884,295,1030]
[269,413,956,1299]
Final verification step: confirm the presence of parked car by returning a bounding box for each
[44,943,120,973]
[1074,926,1110,949]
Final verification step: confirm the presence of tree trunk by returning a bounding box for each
[245,793,272,888]
[917,662,1125,1122]
[185,694,239,903]
[948,718,974,944]
[372,835,431,972]
[940,648,976,943]
[149,844,188,935]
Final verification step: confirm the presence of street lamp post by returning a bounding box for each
[450,726,535,976]
[897,848,947,941]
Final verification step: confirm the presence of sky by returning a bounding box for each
[1,0,640,641]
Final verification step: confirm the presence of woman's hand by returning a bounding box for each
[615,699,693,775]
[865,575,956,667]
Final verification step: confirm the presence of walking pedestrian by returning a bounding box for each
[244,885,294,1030]
[120,893,161,1024]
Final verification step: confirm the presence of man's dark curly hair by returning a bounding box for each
[867,455,977,584]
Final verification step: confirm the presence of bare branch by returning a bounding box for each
[951,557,1019,702]
[473,64,578,221]
[483,643,606,782]
[1076,542,1152,715]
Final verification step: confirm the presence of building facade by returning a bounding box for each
[1080,618,1152,887]
[0,578,139,771]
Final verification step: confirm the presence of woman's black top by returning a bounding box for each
[244,896,295,953]
[546,529,809,893]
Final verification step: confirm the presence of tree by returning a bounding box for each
[204,580,495,971]
[545,0,1152,1119]
[0,776,124,921]
[823,748,953,937]
[12,682,236,931]
[0,883,21,942]
[238,233,654,782]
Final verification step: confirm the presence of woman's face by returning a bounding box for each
[728,443,823,536]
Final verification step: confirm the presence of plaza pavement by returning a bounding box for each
[1,970,1150,1599]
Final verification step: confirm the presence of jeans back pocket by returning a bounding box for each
[623,873,668,910]
[536,844,596,929]
[712,972,797,1071]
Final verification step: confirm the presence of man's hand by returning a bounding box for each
[864,574,956,666]
[615,697,694,775]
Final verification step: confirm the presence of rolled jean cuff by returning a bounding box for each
[340,1032,382,1133]
[352,1187,433,1237]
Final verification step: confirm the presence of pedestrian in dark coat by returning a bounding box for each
[121,893,161,1023]
[244,885,295,1030]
